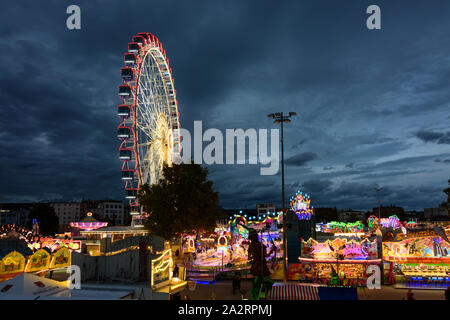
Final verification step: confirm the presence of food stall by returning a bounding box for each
[382,228,450,287]
[297,237,381,285]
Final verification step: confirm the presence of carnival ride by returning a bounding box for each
[188,212,284,270]
[117,33,181,226]
[69,212,107,232]
[290,190,314,220]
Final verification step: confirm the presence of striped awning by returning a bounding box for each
[269,284,320,300]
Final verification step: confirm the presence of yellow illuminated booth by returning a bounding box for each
[150,249,187,299]
[383,229,450,285]
[50,248,71,269]
[0,251,26,281]
[24,249,51,273]
[0,248,73,283]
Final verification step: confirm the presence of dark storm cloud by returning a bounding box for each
[291,139,307,150]
[285,152,318,167]
[415,130,450,144]
[0,0,449,211]
[301,179,333,194]
[435,159,450,164]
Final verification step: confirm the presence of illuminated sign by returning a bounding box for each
[151,249,173,290]
[383,236,450,260]
[302,237,378,260]
[396,230,440,241]
[27,238,82,253]
[290,190,314,220]
[321,221,364,234]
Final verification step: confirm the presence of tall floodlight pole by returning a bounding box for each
[268,111,296,282]
[375,187,383,219]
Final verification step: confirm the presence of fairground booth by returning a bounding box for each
[382,225,450,287]
[296,237,381,285]
[150,248,187,299]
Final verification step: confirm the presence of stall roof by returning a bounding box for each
[0,273,70,299]
[81,226,150,234]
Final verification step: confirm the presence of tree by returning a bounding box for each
[26,203,59,236]
[346,211,359,222]
[314,207,338,223]
[440,179,450,217]
[138,162,220,240]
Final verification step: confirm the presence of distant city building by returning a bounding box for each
[256,203,276,216]
[0,208,29,226]
[314,207,338,223]
[0,203,34,226]
[405,211,424,219]
[424,207,447,218]
[372,205,405,218]
[80,200,127,226]
[49,202,81,227]
[338,210,366,222]
[97,201,125,225]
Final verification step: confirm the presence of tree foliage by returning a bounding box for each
[26,203,59,236]
[314,207,338,222]
[138,162,220,240]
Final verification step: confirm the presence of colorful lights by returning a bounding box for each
[290,190,314,220]
[320,221,364,234]
[151,249,173,289]
[367,215,402,230]
[379,215,401,229]
[151,248,187,294]
[301,237,378,260]
[70,212,108,231]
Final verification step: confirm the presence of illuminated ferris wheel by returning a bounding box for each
[117,33,181,225]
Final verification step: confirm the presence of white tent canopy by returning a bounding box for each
[0,273,70,300]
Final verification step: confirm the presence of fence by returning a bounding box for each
[72,249,159,282]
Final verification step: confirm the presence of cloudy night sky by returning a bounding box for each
[0,0,449,211]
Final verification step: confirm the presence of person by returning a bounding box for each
[356,276,366,298]
[232,272,244,295]
[247,229,275,300]
[403,289,415,301]
[173,264,179,278]
[171,292,181,300]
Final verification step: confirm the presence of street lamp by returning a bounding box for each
[375,187,383,219]
[268,111,296,282]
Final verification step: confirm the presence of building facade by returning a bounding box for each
[0,203,34,226]
[98,201,125,225]
[256,203,276,216]
[49,202,81,227]
[424,207,447,218]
